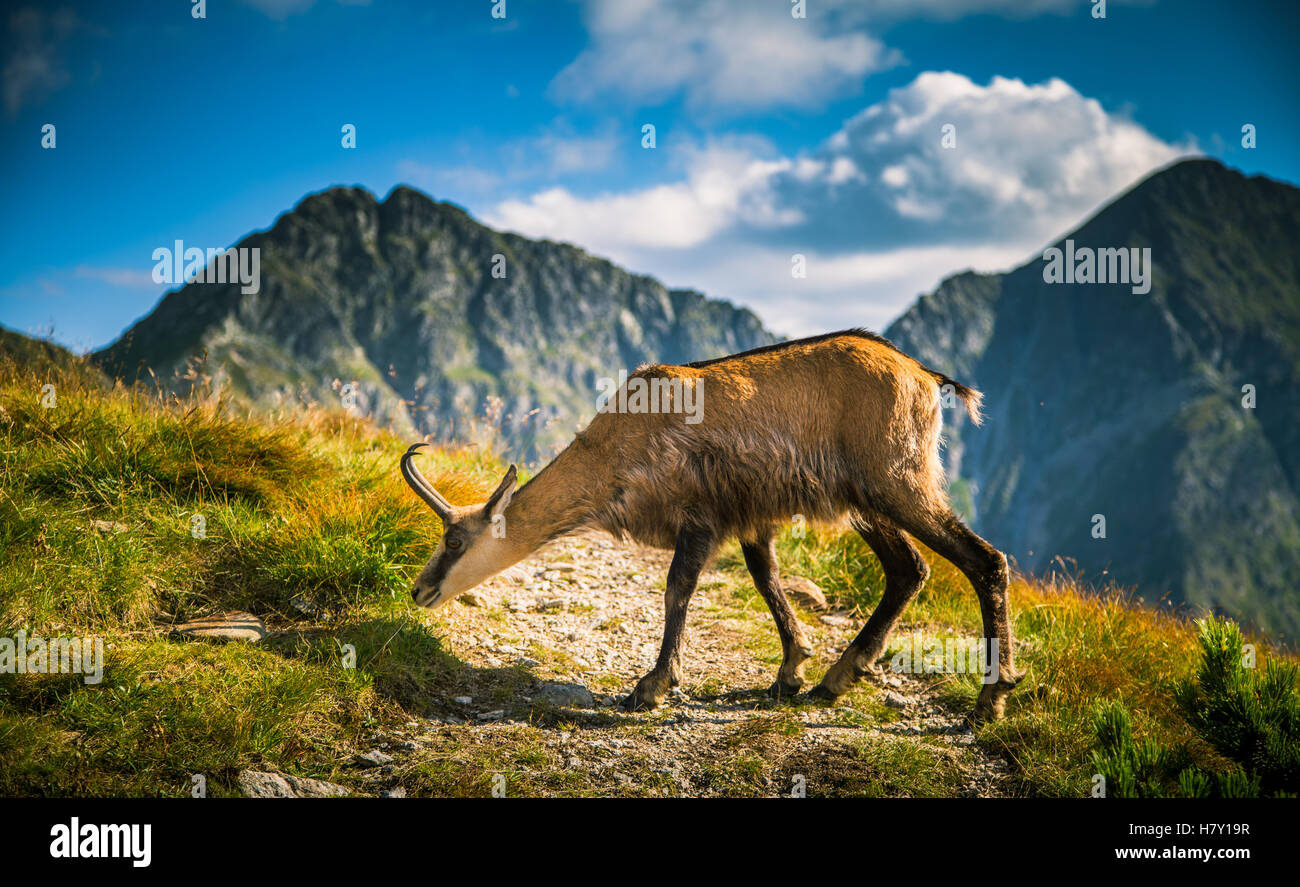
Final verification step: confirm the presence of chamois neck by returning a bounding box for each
[502,438,608,553]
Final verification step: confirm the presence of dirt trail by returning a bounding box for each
[362,534,1017,797]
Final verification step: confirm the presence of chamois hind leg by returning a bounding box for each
[886,507,1022,724]
[621,525,716,712]
[810,519,929,701]
[741,531,814,700]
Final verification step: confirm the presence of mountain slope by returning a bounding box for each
[94,186,775,460]
[886,158,1300,639]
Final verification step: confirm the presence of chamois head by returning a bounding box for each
[400,443,518,609]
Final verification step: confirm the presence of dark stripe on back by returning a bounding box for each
[681,327,978,402]
[683,328,907,369]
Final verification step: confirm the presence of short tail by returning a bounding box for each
[937,374,984,425]
[847,327,985,425]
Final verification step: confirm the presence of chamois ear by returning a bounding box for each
[484,464,518,519]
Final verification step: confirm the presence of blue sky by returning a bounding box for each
[2,0,1297,350]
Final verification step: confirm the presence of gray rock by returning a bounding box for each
[356,749,394,768]
[538,681,595,708]
[782,576,828,611]
[238,769,350,798]
[171,612,267,643]
[883,691,909,709]
[89,520,129,534]
[289,592,325,617]
[380,787,407,798]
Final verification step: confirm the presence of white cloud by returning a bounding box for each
[550,0,1153,114]
[486,140,798,250]
[550,0,898,113]
[398,159,502,195]
[488,72,1197,334]
[513,130,621,177]
[602,240,1037,337]
[768,71,1193,249]
[3,7,80,116]
[399,129,623,200]
[72,265,157,288]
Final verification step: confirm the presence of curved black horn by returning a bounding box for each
[400,443,453,519]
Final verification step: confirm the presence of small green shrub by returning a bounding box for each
[1091,617,1299,797]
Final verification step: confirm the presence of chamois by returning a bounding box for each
[401,329,1022,723]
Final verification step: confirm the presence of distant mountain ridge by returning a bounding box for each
[95,185,775,459]
[886,158,1300,639]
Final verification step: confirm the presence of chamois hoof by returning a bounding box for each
[767,679,804,701]
[964,699,1005,728]
[806,684,840,704]
[620,692,660,712]
[965,672,1020,726]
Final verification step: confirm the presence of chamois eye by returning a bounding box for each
[445,536,462,551]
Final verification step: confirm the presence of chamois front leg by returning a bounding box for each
[621,526,716,712]
[741,535,813,699]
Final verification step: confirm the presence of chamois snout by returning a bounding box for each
[400,443,519,610]
[410,558,449,609]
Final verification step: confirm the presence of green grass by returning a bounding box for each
[0,346,499,795]
[1,338,1295,797]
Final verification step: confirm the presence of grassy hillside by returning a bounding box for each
[1,336,1293,797]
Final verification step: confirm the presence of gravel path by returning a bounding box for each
[360,533,1017,797]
